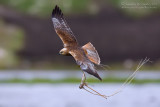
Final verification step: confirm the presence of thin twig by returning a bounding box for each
[80,57,150,99]
[106,57,150,97]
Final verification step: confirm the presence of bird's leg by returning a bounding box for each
[79,72,107,99]
[79,72,98,95]
[79,72,86,89]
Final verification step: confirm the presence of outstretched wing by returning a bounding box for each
[82,42,100,65]
[52,5,78,47]
[69,49,102,80]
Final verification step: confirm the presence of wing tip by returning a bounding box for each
[52,5,63,19]
[81,64,102,81]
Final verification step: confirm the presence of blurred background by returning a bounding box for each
[0,0,160,107]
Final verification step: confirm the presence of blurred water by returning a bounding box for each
[0,70,160,80]
[0,84,160,107]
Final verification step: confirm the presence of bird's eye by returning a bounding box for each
[59,51,63,54]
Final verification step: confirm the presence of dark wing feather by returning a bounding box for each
[52,5,78,47]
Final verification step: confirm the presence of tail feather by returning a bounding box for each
[85,68,102,81]
[80,62,102,81]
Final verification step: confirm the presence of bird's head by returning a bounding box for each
[59,48,71,56]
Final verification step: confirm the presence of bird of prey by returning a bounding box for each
[52,5,102,89]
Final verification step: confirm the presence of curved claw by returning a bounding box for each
[79,82,88,89]
[79,83,84,89]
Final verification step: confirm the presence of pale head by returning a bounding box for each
[59,48,70,56]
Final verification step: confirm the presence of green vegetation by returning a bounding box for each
[0,0,90,16]
[0,20,24,69]
[1,0,159,17]
[109,0,160,17]
[0,78,160,84]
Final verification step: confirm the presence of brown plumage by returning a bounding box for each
[52,5,102,81]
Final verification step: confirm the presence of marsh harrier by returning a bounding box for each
[52,5,102,88]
